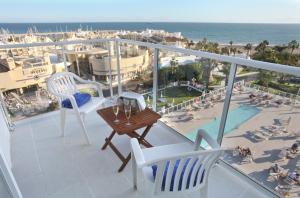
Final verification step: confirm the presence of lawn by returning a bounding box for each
[144,86,202,109]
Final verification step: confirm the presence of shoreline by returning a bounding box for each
[1,23,300,46]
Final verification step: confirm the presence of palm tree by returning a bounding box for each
[288,40,299,55]
[263,40,269,46]
[196,38,208,50]
[187,40,195,48]
[255,40,269,53]
[218,63,231,85]
[221,47,230,55]
[206,42,219,54]
[170,58,178,75]
[202,38,208,45]
[202,59,218,89]
[231,47,237,56]
[229,40,233,54]
[244,43,252,57]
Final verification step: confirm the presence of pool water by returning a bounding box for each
[185,104,261,147]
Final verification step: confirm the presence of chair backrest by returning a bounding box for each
[47,72,79,100]
[148,148,223,195]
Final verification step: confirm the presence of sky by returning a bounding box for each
[1,0,300,23]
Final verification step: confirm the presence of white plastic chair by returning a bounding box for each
[130,129,224,197]
[47,72,106,144]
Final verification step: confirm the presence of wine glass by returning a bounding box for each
[112,104,119,123]
[124,104,131,126]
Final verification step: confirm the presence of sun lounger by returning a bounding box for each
[241,154,253,164]
[192,103,201,110]
[283,173,299,185]
[275,185,292,196]
[284,99,292,105]
[291,131,300,138]
[274,116,292,126]
[250,130,269,141]
[269,164,289,181]
[261,125,286,135]
[277,149,288,161]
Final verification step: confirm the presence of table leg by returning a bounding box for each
[138,125,153,148]
[101,130,116,150]
[118,153,131,172]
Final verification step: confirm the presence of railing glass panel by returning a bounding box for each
[221,66,300,197]
[1,45,61,121]
[156,49,227,145]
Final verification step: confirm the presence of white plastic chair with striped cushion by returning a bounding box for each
[130,129,223,197]
[47,72,106,144]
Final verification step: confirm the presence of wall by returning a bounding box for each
[90,52,149,76]
[0,112,23,198]
[0,109,11,168]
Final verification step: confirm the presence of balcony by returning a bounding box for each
[9,108,274,198]
[1,38,300,198]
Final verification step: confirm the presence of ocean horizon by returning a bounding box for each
[1,22,300,45]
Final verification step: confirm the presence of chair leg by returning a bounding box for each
[132,153,138,190]
[60,108,66,137]
[200,186,208,198]
[75,112,91,144]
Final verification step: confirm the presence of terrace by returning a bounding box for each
[1,38,300,198]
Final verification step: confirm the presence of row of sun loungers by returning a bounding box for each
[249,91,294,108]
[248,116,292,142]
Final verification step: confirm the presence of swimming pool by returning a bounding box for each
[185,104,261,147]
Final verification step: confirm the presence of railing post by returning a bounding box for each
[107,41,114,98]
[75,56,80,76]
[152,48,159,111]
[61,45,68,72]
[217,63,237,144]
[0,90,14,131]
[115,41,122,95]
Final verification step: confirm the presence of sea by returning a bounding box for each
[1,22,300,45]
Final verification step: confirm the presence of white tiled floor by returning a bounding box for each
[11,110,276,198]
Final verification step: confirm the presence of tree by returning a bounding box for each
[255,40,269,53]
[221,47,230,56]
[195,38,209,51]
[218,63,231,85]
[231,47,237,56]
[244,43,252,57]
[202,59,218,89]
[187,40,195,48]
[170,58,178,74]
[229,40,233,54]
[288,40,299,55]
[206,42,219,53]
[258,70,273,87]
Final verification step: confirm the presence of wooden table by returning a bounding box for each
[97,107,161,172]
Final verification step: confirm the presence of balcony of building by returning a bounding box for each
[1,38,300,198]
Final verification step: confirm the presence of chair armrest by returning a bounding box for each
[74,76,104,98]
[130,138,146,168]
[51,92,78,110]
[194,129,220,150]
[88,81,104,98]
